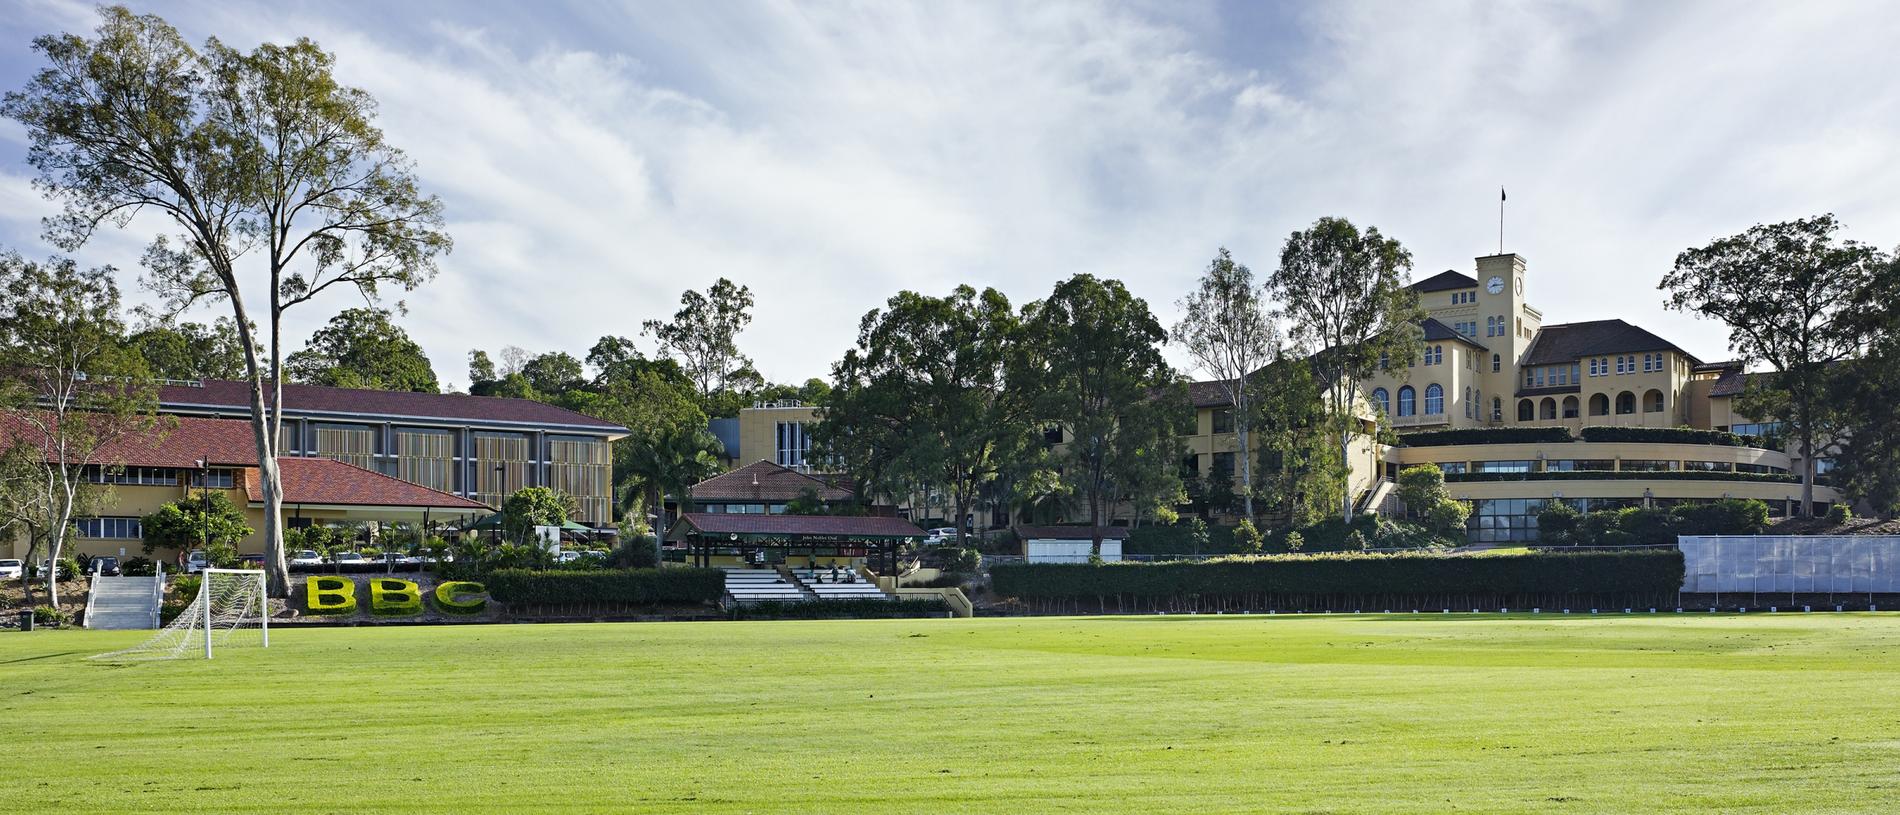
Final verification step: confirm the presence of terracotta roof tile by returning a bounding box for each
[158,379,625,433]
[688,460,854,503]
[671,512,924,539]
[240,457,490,511]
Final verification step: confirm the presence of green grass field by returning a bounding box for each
[5,614,1899,813]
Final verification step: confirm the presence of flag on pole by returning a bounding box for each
[1501,186,1507,201]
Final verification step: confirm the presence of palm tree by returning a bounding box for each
[619,424,724,535]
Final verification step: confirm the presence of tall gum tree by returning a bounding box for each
[1174,248,1278,521]
[1660,214,1886,516]
[1269,217,1423,523]
[3,8,450,595]
[0,253,165,606]
[1017,274,1187,556]
[815,286,1028,547]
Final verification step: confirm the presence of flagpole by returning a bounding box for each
[1498,186,1505,255]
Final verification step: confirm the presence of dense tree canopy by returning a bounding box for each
[128,318,247,381]
[1174,248,1277,520]
[286,308,439,392]
[1661,214,1889,515]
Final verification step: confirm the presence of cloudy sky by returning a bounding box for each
[3,0,1898,388]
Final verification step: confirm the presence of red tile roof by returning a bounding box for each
[670,512,924,540]
[0,413,256,468]
[158,379,625,433]
[240,457,489,511]
[688,460,855,503]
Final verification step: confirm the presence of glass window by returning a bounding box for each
[776,421,811,468]
[75,516,143,539]
[1473,460,1534,473]
[1438,462,1468,474]
[1211,408,1235,434]
[1424,384,1444,415]
[1517,399,1533,421]
[1682,461,1733,472]
[1546,459,1615,472]
[1371,388,1390,415]
[1492,353,1501,373]
[1620,460,1677,472]
[1212,452,1236,477]
[1469,498,1549,543]
[1397,386,1416,417]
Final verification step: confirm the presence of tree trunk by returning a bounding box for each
[1340,426,1355,524]
[1238,390,1254,521]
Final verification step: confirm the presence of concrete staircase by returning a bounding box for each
[85,575,163,630]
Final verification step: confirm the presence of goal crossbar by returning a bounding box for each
[92,567,269,662]
[201,569,268,657]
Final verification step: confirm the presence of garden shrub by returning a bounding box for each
[484,568,724,607]
[1444,470,1799,484]
[1536,502,1582,545]
[368,578,423,616]
[1673,498,1770,536]
[1826,503,1853,525]
[1555,498,1773,545]
[1233,520,1264,555]
[33,605,71,626]
[990,549,1684,603]
[1283,531,1305,552]
[433,581,487,614]
[1399,426,1574,446]
[306,575,358,615]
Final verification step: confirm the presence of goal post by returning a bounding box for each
[93,567,269,662]
[202,568,268,658]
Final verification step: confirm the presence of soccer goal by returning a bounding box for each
[93,568,269,661]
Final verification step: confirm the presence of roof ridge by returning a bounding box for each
[289,456,493,508]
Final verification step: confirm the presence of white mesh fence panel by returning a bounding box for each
[1679,536,1900,595]
[93,569,268,661]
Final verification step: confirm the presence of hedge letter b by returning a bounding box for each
[369,578,423,616]
[307,576,358,615]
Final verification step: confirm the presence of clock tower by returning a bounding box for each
[1475,252,1539,385]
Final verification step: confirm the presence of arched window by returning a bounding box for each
[1492,397,1503,422]
[1397,386,1416,417]
[1539,397,1557,420]
[1424,384,1444,415]
[1616,391,1636,415]
[1517,399,1533,421]
[1589,393,1610,416]
[1561,395,1580,419]
[1492,353,1501,373]
[1379,352,1389,370]
[1644,389,1665,413]
[1433,345,1444,365]
[1371,387,1390,415]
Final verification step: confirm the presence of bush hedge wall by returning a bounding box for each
[1577,426,1746,446]
[485,568,723,607]
[727,598,947,620]
[991,549,1683,612]
[1444,470,1798,484]
[1399,427,1574,446]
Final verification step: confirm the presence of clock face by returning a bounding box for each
[1486,276,1504,295]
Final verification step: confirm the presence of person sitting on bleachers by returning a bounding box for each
[828,564,841,584]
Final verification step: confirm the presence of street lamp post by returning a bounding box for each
[194,458,210,560]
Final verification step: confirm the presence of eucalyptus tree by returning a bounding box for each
[0,253,165,605]
[1174,247,1278,520]
[642,278,757,415]
[815,286,1028,546]
[4,7,451,593]
[1661,215,1888,516]
[1269,217,1424,522]
[1016,275,1188,556]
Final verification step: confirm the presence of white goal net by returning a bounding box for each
[93,568,269,661]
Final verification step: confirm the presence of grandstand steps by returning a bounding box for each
[85,575,162,630]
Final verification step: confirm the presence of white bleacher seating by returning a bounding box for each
[721,568,808,603]
[790,569,893,600]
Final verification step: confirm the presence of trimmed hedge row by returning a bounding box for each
[991,549,1683,602]
[728,598,946,620]
[1444,470,1798,484]
[1400,427,1574,446]
[1578,426,1745,446]
[485,568,724,606]
[1401,426,1760,448]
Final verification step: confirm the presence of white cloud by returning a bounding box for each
[2,0,1898,383]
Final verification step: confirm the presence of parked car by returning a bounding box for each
[40,559,70,579]
[184,551,208,574]
[90,556,122,576]
[372,553,421,566]
[330,551,366,564]
[923,527,959,545]
[239,553,266,567]
[0,559,21,579]
[289,550,324,567]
